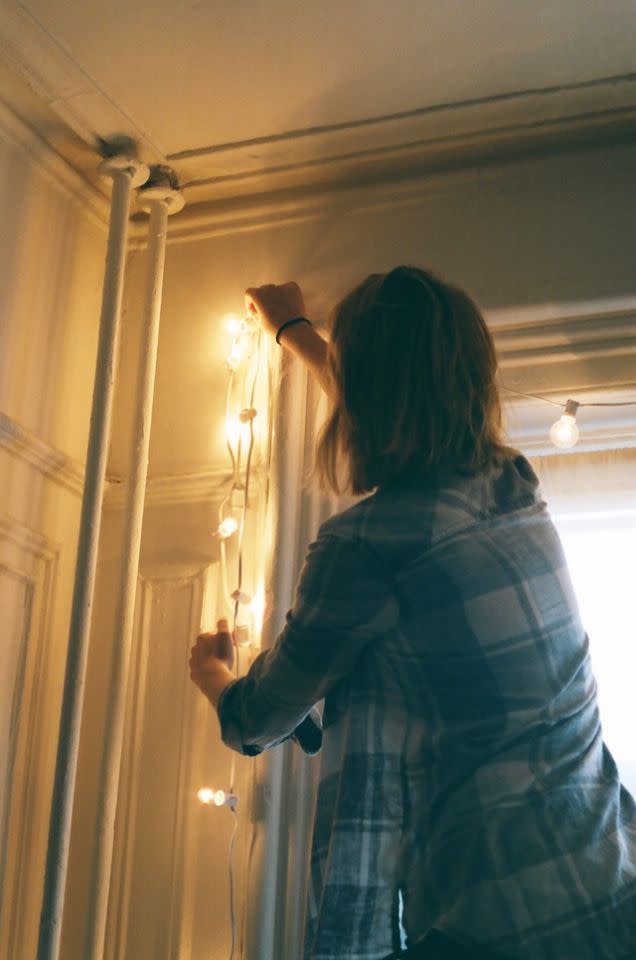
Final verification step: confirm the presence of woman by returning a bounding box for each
[189,267,636,960]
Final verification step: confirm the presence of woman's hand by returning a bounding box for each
[189,619,235,708]
[245,282,307,338]
[245,280,332,396]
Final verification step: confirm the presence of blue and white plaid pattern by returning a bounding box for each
[218,455,636,959]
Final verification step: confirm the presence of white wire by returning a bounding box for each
[501,383,636,409]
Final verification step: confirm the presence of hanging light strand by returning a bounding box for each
[501,384,636,449]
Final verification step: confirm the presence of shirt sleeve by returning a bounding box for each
[217,521,398,756]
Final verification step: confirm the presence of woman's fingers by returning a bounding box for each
[244,282,306,337]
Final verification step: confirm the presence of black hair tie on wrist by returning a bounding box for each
[275,316,312,345]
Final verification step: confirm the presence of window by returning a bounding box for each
[555,511,636,797]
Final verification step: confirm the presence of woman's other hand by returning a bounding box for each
[189,619,235,707]
[245,281,307,338]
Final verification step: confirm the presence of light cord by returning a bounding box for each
[502,384,636,409]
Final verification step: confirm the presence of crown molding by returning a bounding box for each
[0,97,110,229]
[2,1,636,236]
[170,72,636,201]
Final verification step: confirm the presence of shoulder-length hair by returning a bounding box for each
[316,265,509,495]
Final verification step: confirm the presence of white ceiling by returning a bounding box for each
[2,0,636,205]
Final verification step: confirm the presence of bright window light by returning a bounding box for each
[555,513,636,797]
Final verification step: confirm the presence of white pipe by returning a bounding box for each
[37,154,149,960]
[84,185,184,960]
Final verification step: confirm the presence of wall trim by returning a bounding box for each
[105,564,220,960]
[104,467,234,509]
[0,412,85,497]
[0,517,59,960]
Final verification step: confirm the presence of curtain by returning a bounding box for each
[243,352,347,960]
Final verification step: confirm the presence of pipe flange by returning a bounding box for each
[136,186,186,215]
[98,154,150,188]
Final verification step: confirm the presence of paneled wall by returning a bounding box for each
[0,106,106,959]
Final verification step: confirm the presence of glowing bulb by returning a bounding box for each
[218,516,239,539]
[197,787,238,809]
[549,400,580,449]
[225,343,243,371]
[225,415,244,447]
[231,589,253,605]
[197,787,215,805]
[225,313,244,336]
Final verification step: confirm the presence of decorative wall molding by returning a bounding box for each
[104,464,268,509]
[105,564,222,960]
[0,411,85,497]
[0,98,109,230]
[103,467,231,509]
[0,517,59,960]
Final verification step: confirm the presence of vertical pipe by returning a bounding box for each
[84,184,183,960]
[37,155,148,960]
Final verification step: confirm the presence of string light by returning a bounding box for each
[197,787,238,810]
[217,516,239,539]
[502,385,636,450]
[199,310,267,960]
[550,399,580,449]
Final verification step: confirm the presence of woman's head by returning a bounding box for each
[316,265,508,494]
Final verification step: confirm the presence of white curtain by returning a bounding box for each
[244,353,347,960]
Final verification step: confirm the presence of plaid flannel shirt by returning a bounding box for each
[218,454,636,959]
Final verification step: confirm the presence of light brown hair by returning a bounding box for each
[316,265,508,494]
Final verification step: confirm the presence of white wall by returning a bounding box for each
[0,107,106,960]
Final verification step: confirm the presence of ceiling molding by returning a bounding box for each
[132,124,636,249]
[0,96,110,228]
[170,72,636,203]
[0,0,167,164]
[2,0,636,227]
[493,302,636,369]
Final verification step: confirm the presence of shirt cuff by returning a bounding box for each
[216,680,323,757]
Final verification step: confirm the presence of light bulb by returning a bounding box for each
[225,314,244,336]
[225,343,243,371]
[225,414,246,448]
[218,516,239,539]
[231,589,253,605]
[549,400,580,449]
[197,787,238,810]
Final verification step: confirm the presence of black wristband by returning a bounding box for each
[275,316,312,345]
